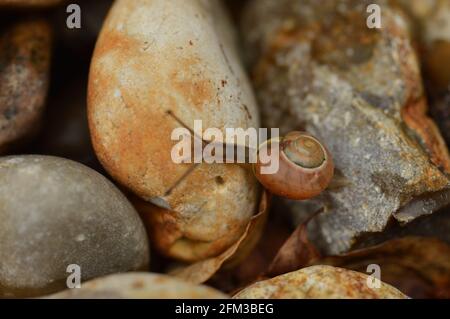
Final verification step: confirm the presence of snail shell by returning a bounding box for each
[254,132,334,200]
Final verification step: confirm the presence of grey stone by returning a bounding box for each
[0,155,149,298]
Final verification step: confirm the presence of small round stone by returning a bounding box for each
[0,155,150,298]
[234,265,408,299]
[45,273,228,299]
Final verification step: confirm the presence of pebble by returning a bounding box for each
[234,265,408,299]
[88,0,260,262]
[45,272,227,299]
[0,155,150,298]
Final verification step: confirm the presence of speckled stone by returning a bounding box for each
[88,0,260,262]
[45,272,228,299]
[242,0,450,255]
[234,265,408,299]
[0,155,149,298]
[0,19,52,153]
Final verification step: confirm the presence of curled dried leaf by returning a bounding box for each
[266,208,322,277]
[169,192,270,284]
[206,200,293,294]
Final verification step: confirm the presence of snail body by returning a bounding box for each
[254,132,334,200]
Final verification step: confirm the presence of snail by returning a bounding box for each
[254,131,334,200]
[167,111,334,200]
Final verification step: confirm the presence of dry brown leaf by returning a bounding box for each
[316,237,450,298]
[169,192,270,284]
[207,200,293,293]
[266,208,322,277]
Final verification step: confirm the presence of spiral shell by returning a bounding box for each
[254,132,334,200]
